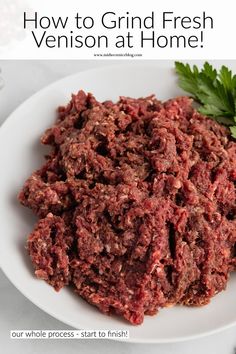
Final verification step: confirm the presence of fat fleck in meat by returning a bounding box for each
[18,91,236,325]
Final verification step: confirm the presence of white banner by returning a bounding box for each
[0,0,235,59]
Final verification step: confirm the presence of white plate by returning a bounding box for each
[1,63,236,344]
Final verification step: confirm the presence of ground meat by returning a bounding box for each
[18,91,236,325]
[27,213,73,290]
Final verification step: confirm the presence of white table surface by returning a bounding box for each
[0,60,236,354]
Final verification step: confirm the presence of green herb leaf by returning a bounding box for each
[175,62,199,96]
[175,61,236,138]
[230,126,236,139]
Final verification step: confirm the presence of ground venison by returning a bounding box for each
[19,91,236,325]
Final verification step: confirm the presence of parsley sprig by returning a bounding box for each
[175,62,236,138]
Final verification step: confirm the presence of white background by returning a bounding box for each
[0,60,236,354]
[0,0,236,59]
